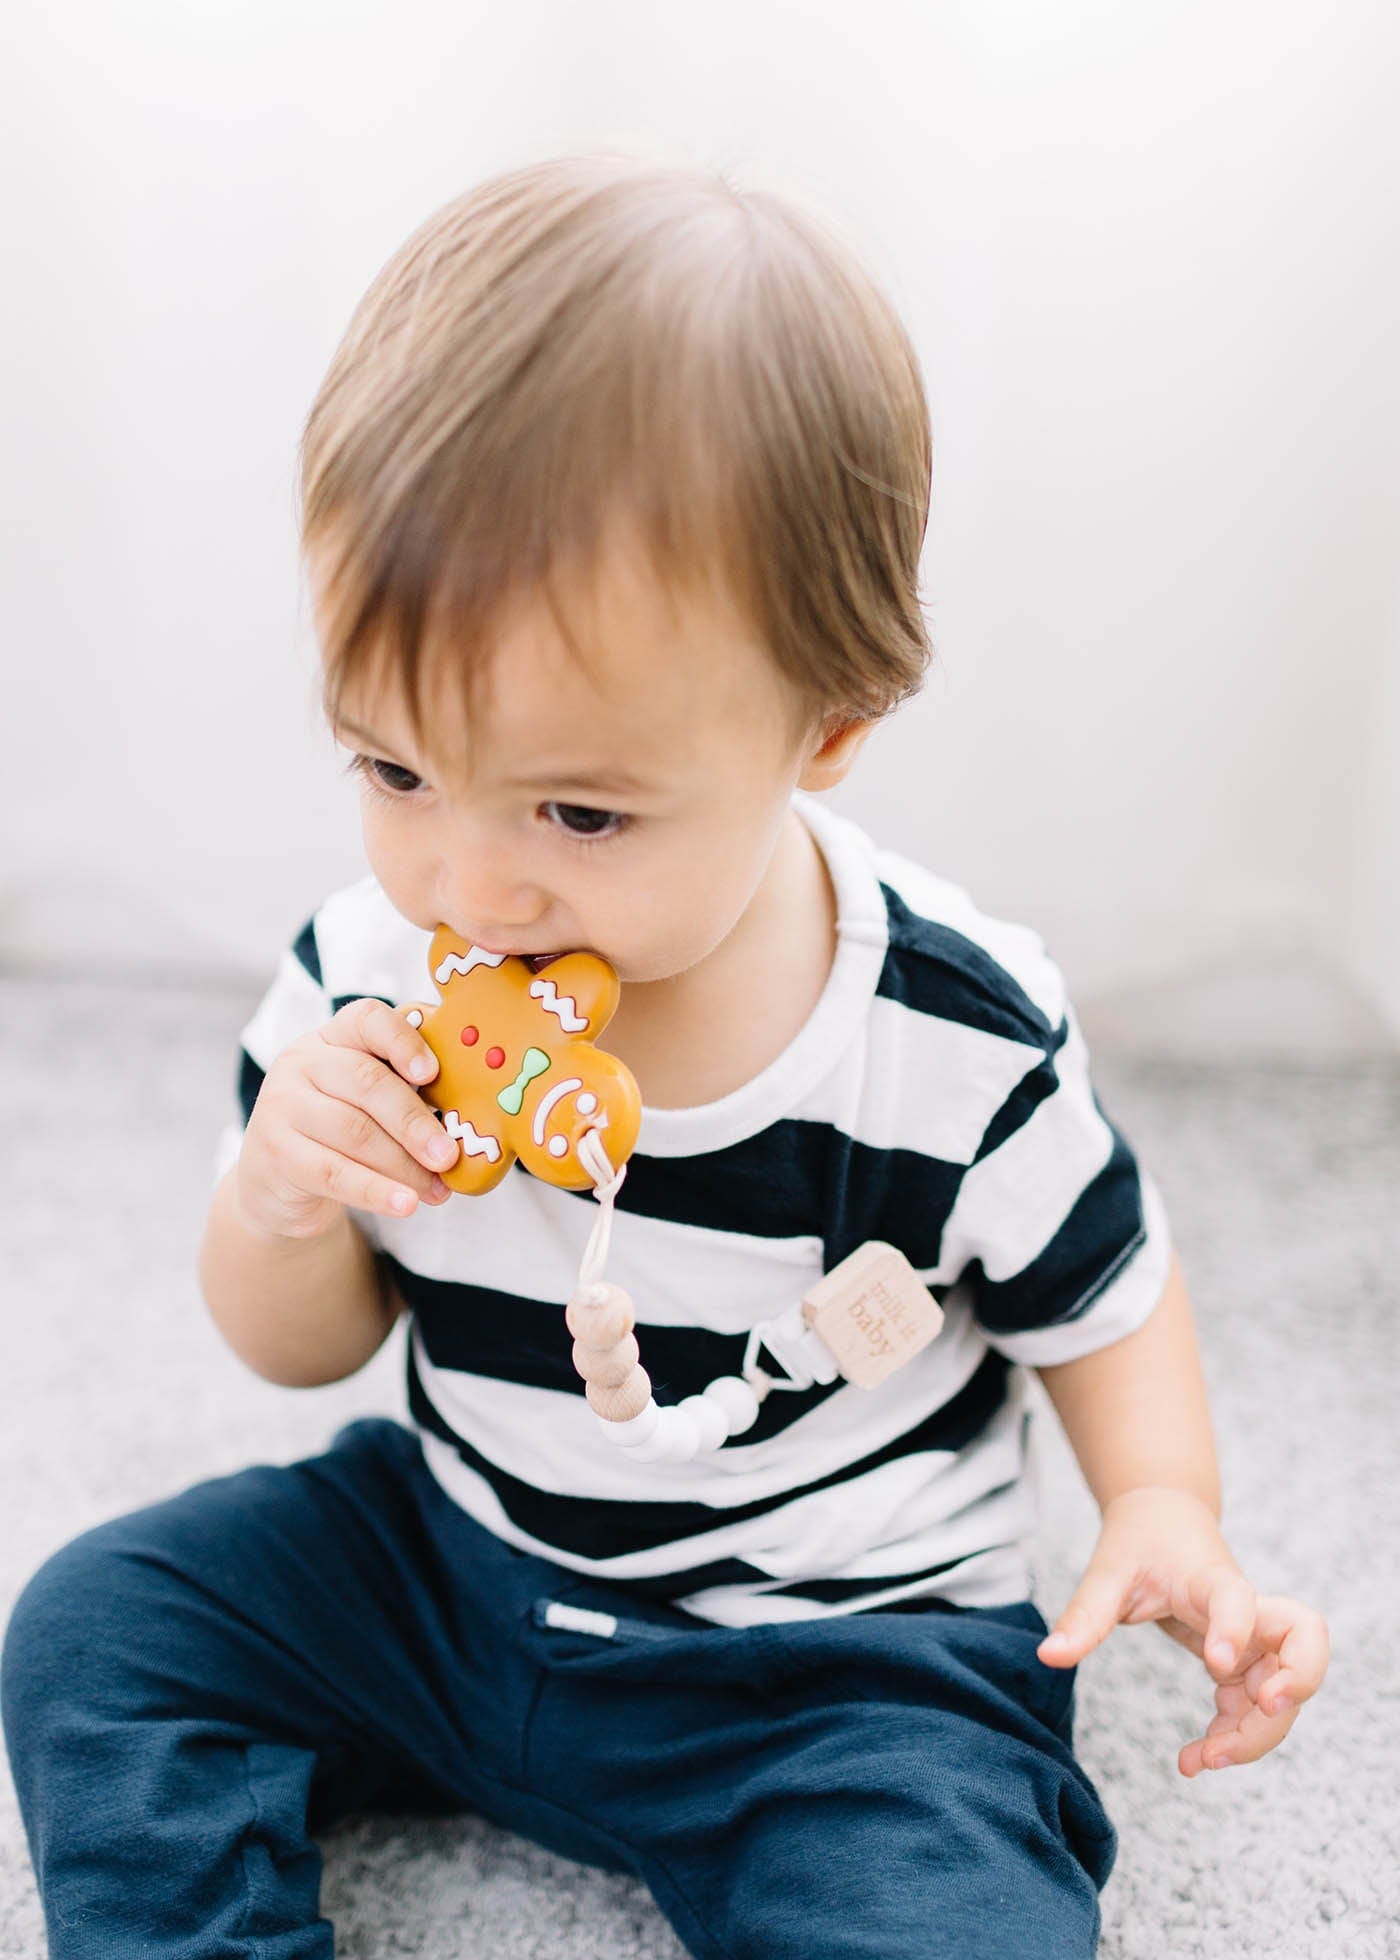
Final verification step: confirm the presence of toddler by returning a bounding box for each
[2,153,1328,1959]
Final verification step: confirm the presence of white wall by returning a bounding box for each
[1348,590,1400,1036]
[3,1,1397,1052]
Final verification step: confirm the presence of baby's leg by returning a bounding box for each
[0,1417,549,1958]
[521,1587,1116,1960]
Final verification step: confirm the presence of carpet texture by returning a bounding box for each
[1,972,1395,1957]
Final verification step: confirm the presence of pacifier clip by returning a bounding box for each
[569,1127,944,1464]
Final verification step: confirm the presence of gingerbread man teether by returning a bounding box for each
[398,927,642,1195]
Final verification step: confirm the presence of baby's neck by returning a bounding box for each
[604,805,838,1112]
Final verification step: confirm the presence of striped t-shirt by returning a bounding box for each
[220,789,1171,1626]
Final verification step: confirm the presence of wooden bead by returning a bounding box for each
[565,1284,635,1349]
[571,1332,640,1387]
[587,1367,652,1423]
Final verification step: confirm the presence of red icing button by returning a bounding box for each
[460,1025,479,1046]
[485,1046,506,1069]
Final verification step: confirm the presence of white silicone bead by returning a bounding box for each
[656,1407,703,1461]
[678,1393,729,1453]
[702,1375,762,1437]
[617,1422,673,1463]
[623,1405,702,1463]
[618,1435,668,1463]
[595,1399,659,1448]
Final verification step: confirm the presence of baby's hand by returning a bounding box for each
[235,999,460,1240]
[1035,1486,1330,1777]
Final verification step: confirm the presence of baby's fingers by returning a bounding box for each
[1252,1594,1330,1713]
[1180,1565,1258,1683]
[293,1078,456,1204]
[280,1126,450,1221]
[302,1034,459,1181]
[1178,1696,1246,1779]
[1179,1626,1324,1777]
[320,995,441,1090]
[1184,1692,1299,1775]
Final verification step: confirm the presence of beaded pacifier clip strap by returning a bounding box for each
[400,928,944,1465]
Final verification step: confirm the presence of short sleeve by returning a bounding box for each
[935,1001,1172,1367]
[211,914,333,1190]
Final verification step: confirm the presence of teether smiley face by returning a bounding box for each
[397,927,642,1195]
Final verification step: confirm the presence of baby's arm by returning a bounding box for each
[197,998,458,1387]
[1035,1251,1219,1514]
[200,1176,397,1387]
[1032,1257,1329,1774]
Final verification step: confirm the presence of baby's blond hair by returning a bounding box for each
[301,152,932,745]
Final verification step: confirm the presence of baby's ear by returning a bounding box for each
[797,715,876,791]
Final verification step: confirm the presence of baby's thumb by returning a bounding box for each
[1037,1564,1130,1667]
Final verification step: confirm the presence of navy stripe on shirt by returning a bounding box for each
[407,1338,1011,1565]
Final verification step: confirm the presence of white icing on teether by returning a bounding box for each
[441,1112,503,1162]
[433,946,507,987]
[529,976,587,1031]
[532,1077,584,1146]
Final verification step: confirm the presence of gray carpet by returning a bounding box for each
[1,970,1396,1956]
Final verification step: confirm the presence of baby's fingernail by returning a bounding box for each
[1209,1640,1234,1668]
[410,1056,434,1082]
[1040,1632,1070,1655]
[1209,1752,1234,1770]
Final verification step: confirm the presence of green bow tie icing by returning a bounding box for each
[497,1046,551,1116]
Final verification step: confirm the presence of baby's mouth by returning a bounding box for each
[523,952,569,972]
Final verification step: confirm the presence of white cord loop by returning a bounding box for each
[576,1125,626,1291]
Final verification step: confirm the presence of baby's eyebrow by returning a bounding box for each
[504,766,656,795]
[331,715,655,797]
[330,715,391,748]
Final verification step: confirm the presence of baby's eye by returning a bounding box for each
[357,756,422,796]
[543,801,629,845]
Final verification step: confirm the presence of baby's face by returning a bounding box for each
[319,530,824,986]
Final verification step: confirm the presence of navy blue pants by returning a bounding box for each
[2,1417,1115,1957]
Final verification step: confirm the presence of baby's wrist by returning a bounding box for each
[229,1165,342,1249]
[1099,1482,1222,1525]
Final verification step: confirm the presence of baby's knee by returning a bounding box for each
[2,1522,156,1748]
